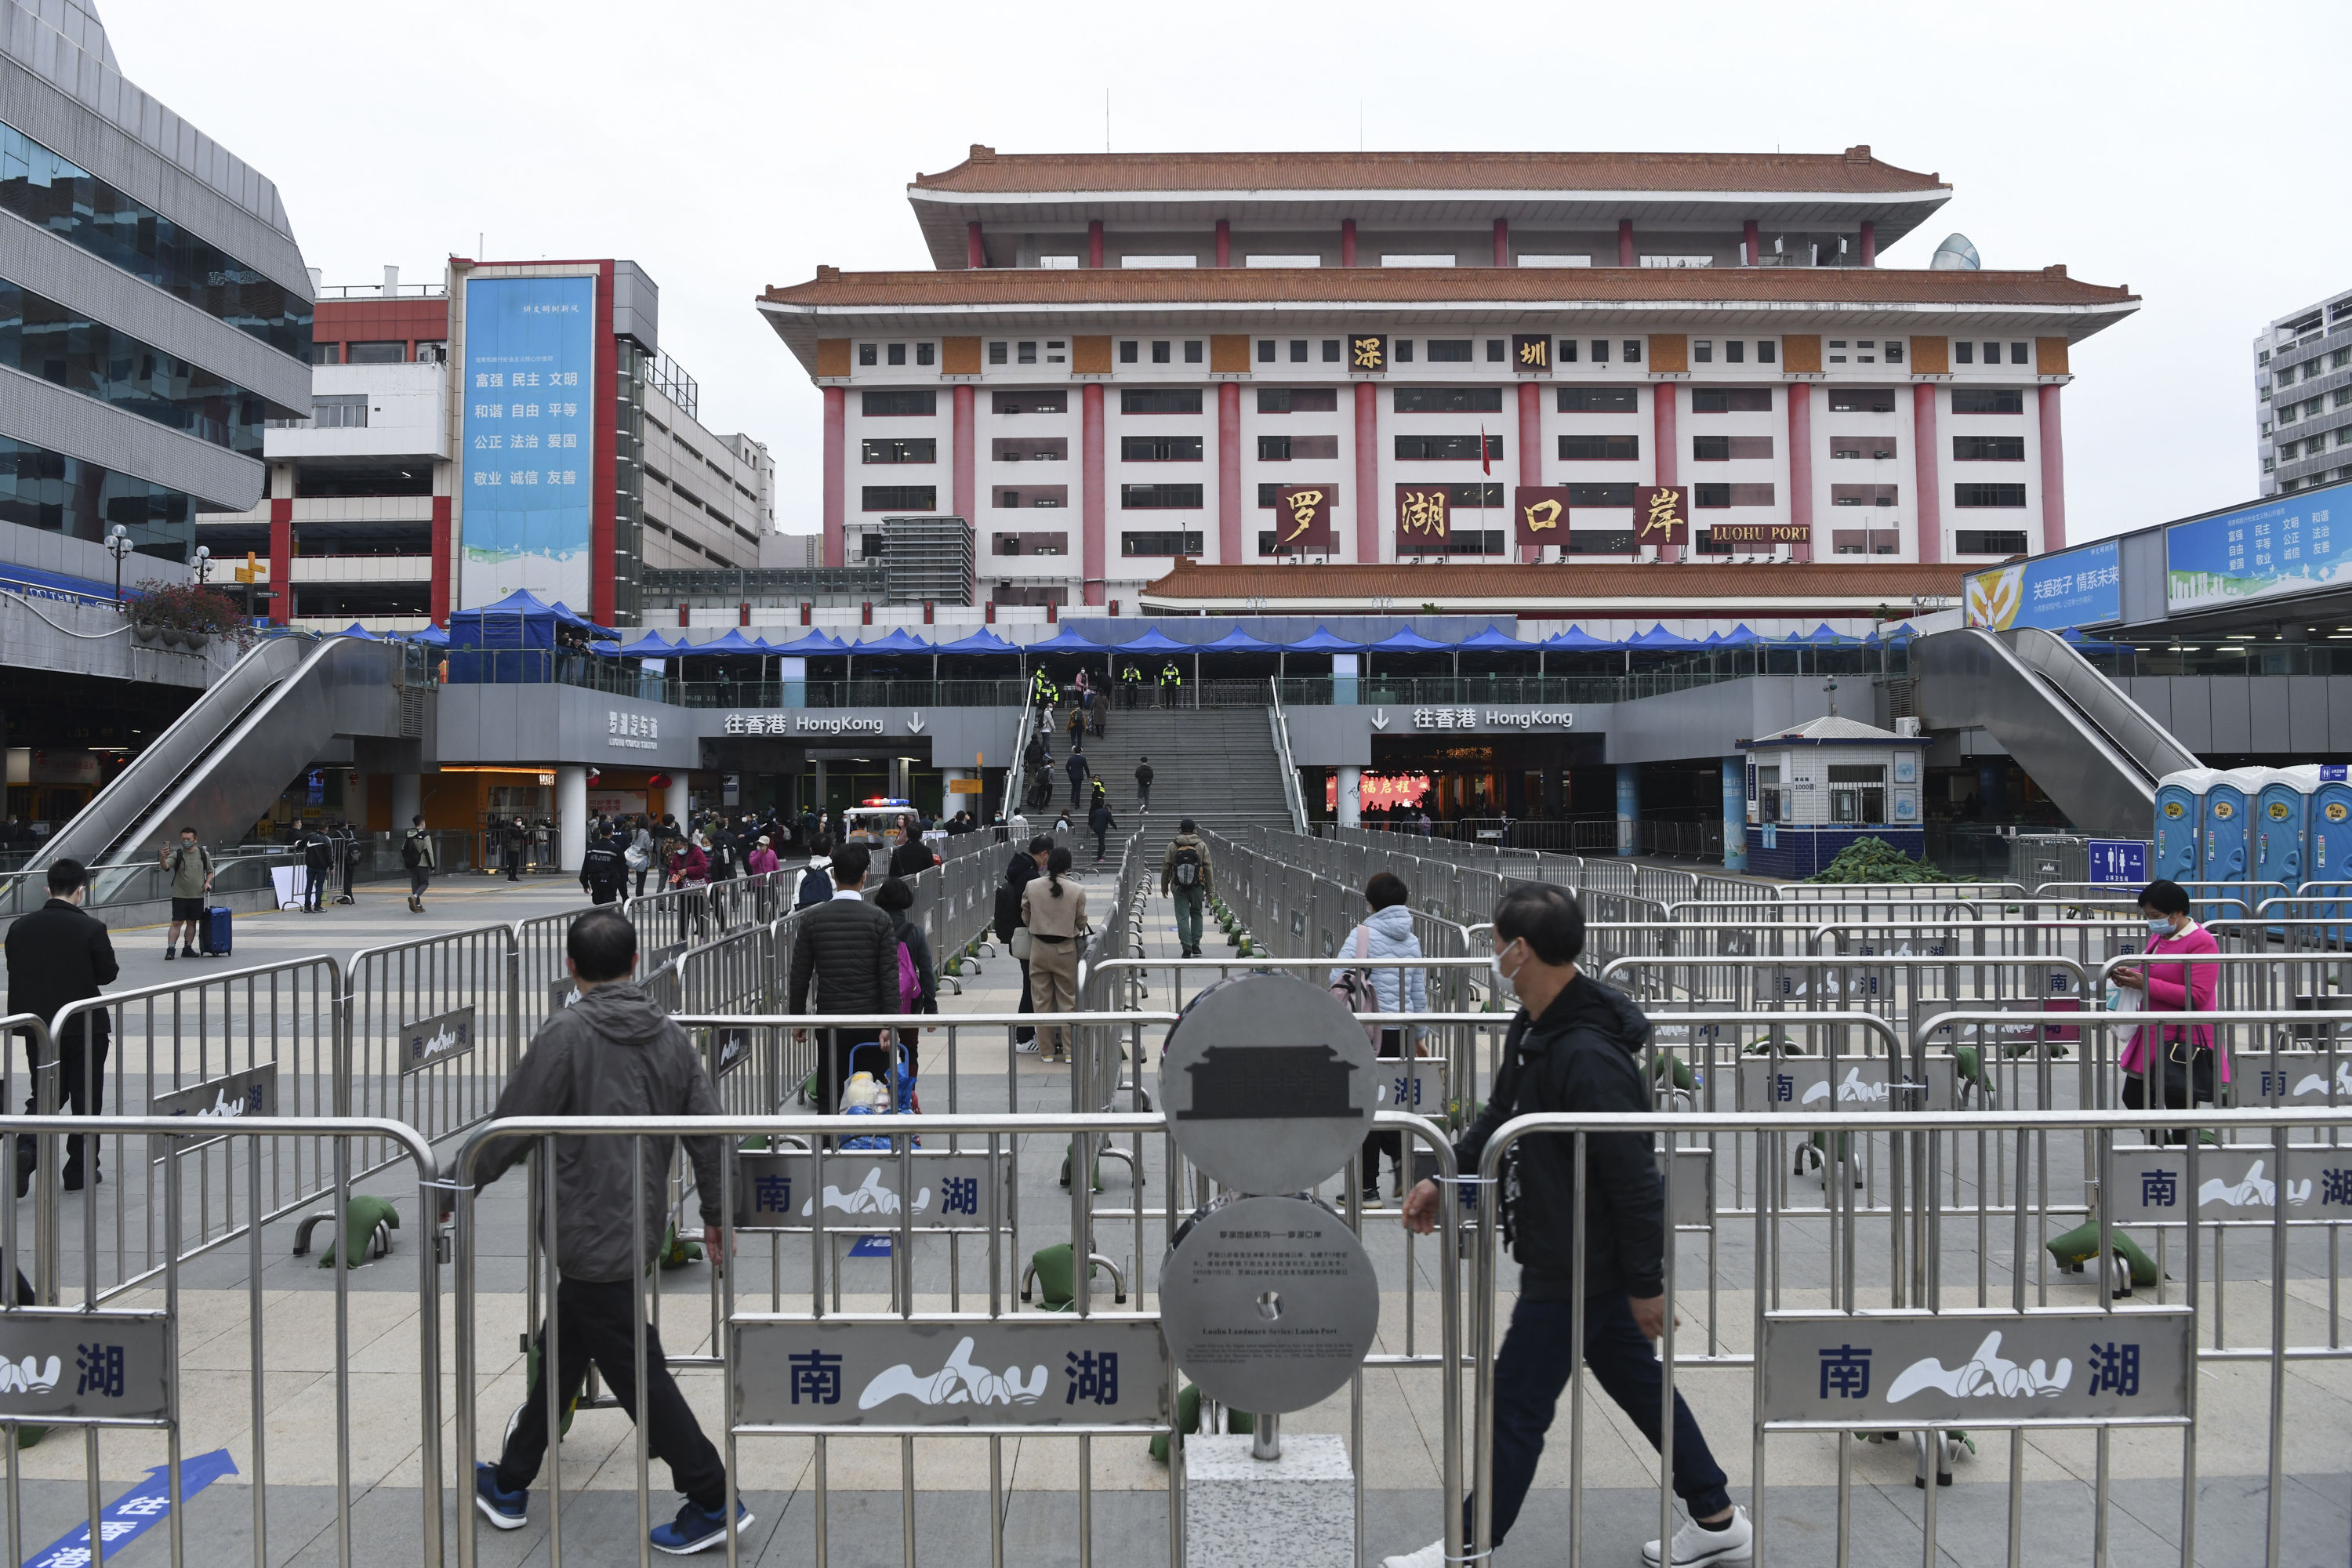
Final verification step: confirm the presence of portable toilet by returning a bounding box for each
[2201,767,2267,898]
[2256,765,2325,917]
[2153,768,2218,885]
[2312,765,2352,934]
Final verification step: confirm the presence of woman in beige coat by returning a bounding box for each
[1019,846,1087,1062]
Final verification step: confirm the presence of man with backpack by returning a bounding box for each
[158,826,213,959]
[401,815,435,913]
[1160,820,1213,959]
[794,834,836,912]
[579,827,628,906]
[1388,883,1751,1568]
[1134,757,1154,813]
[786,843,901,1115]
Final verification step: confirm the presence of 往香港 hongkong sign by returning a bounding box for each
[1390,706,1576,732]
[725,713,884,736]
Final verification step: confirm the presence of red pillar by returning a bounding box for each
[268,496,292,624]
[1743,219,1759,267]
[1353,380,1379,561]
[1859,221,1876,267]
[1914,385,1940,562]
[1617,219,1634,267]
[429,495,451,623]
[1218,381,1242,562]
[952,385,976,523]
[965,221,984,268]
[1787,383,1813,561]
[1087,220,1104,268]
[1492,217,1509,267]
[1214,219,1230,267]
[2039,383,2067,550]
[1517,380,1542,561]
[1341,219,1357,267]
[1081,383,1106,603]
[1653,385,1679,561]
[822,386,846,567]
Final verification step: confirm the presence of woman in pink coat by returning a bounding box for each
[746,836,781,876]
[2111,878,2223,1140]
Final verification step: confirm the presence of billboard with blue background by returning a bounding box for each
[459,274,596,611]
[2167,479,2351,612]
[1963,539,2121,630]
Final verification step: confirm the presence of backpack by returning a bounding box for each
[897,939,922,1011]
[1330,925,1381,1047]
[994,873,1024,942]
[797,864,831,909]
[1170,843,1200,887]
[401,834,420,868]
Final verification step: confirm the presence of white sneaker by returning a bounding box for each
[1644,1505,1752,1566]
[1015,1040,1040,1054]
[1380,1542,1443,1568]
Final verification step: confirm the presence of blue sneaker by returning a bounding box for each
[474,1462,526,1530]
[651,1498,752,1555]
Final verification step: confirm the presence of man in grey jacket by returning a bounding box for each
[466,908,749,1555]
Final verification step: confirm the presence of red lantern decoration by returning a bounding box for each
[648,773,672,790]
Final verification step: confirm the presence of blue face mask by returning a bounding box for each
[2145,916,2173,936]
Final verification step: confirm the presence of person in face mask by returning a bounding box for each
[2111,877,2223,1142]
[1389,883,1750,1568]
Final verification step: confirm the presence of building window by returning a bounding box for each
[1954,483,2028,508]
[310,394,367,430]
[887,343,906,366]
[1981,342,2000,364]
[1258,434,1337,459]
[1757,340,1777,364]
[861,390,937,417]
[1624,340,1642,363]
[1725,340,1744,365]
[1322,339,1341,363]
[0,280,274,455]
[1692,483,1775,507]
[1831,484,1900,507]
[1185,340,1203,364]
[1120,483,1204,510]
[991,390,1066,414]
[993,531,1068,556]
[1555,386,1639,413]
[1257,388,1338,413]
[348,341,405,365]
[992,437,1067,459]
[1692,435,1774,460]
[1279,339,1301,363]
[1590,339,1610,364]
[309,342,340,365]
[1393,340,1416,363]
[1693,340,1714,364]
[995,486,1067,508]
[1956,529,2030,554]
[857,343,878,367]
[989,342,1007,365]
[1046,341,1065,363]
[911,342,933,366]
[1123,531,1204,556]
[1690,387,1773,413]
[1120,340,1138,364]
[861,485,937,510]
[1120,388,1203,415]
[1828,388,1897,413]
[1258,339,1276,363]
[1122,436,1203,461]
[1829,436,1899,459]
[862,438,936,464]
[1486,339,1505,362]
[1952,435,2025,461]
[1557,339,1579,364]
[1018,341,1038,365]
[1558,435,1640,461]
[1951,388,2025,415]
[1393,387,1504,412]
[1152,340,1171,364]
[1395,434,1503,461]
[1565,483,1635,506]
[2009,342,2028,365]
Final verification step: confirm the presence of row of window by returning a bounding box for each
[864,429,2027,472]
[858,384,2031,420]
[2277,429,2352,461]
[310,340,443,367]
[2269,347,2352,388]
[866,480,2036,514]
[0,276,270,455]
[2278,390,2352,423]
[985,524,2034,560]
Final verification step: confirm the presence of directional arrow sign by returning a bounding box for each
[1371,710,1390,730]
[26,1447,237,1567]
[906,712,926,734]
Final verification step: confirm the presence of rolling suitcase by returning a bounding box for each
[199,906,233,957]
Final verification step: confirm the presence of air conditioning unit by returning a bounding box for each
[1004,451,1022,460]
[1872,448,1892,459]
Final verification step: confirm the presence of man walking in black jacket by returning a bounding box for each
[1065,749,1092,811]
[786,843,900,1113]
[1391,883,1750,1568]
[4,858,118,1194]
[579,828,627,906]
[299,823,334,913]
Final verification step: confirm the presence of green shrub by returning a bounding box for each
[1806,837,1961,884]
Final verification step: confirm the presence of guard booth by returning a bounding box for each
[1737,715,1926,879]
[2152,768,2218,884]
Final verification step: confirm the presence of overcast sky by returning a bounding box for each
[104,0,2352,546]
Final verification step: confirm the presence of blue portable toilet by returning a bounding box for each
[2312,766,2352,934]
[2201,768,2267,897]
[2153,768,2218,885]
[2256,765,2324,909]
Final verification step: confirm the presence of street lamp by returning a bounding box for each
[103,524,131,605]
[192,545,212,584]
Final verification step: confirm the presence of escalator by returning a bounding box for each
[1915,626,2199,840]
[24,633,420,895]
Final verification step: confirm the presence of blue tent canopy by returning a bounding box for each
[1367,625,1452,652]
[1795,623,1861,646]
[1541,626,1616,651]
[674,628,767,656]
[850,627,934,654]
[1025,626,1109,653]
[601,630,677,657]
[1281,626,1366,652]
[933,629,1022,655]
[1452,624,1526,651]
[1627,624,1700,649]
[1876,622,1921,642]
[1198,626,1276,652]
[447,589,615,646]
[1714,623,1767,648]
[763,630,847,656]
[336,622,380,641]
[1115,626,1194,654]
[410,624,449,647]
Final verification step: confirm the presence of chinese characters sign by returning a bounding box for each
[1513,486,1572,547]
[1737,1055,1958,1112]
[1761,1309,2191,1427]
[2166,480,2352,612]
[732,1316,1167,1428]
[1326,771,1432,813]
[397,1005,476,1076]
[149,1062,277,1121]
[608,708,662,750]
[1633,485,1688,549]
[733,1151,1011,1231]
[0,1311,172,1423]
[1965,539,2122,630]
[1511,334,1551,371]
[1396,485,1450,547]
[460,274,597,612]
[2108,1143,2352,1221]
[1348,334,1387,373]
[1274,485,1335,551]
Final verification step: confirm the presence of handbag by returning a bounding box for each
[2159,946,2211,1109]
[1010,927,1034,962]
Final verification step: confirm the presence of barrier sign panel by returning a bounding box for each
[734,1315,1167,1428]
[399,1005,476,1076]
[1158,1194,1378,1413]
[1762,1308,2192,1428]
[2242,1054,2352,1102]
[1662,1145,1712,1229]
[1737,1055,1957,1112]
[1374,1057,1447,1119]
[2106,1145,2352,1222]
[1160,974,1377,1194]
[149,1062,276,1122]
[2089,840,2149,884]
[734,1150,1011,1231]
[0,1311,172,1423]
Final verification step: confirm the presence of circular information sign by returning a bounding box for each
[1157,973,1379,1194]
[1157,1194,1380,1413]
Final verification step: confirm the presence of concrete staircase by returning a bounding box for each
[1031,704,1298,861]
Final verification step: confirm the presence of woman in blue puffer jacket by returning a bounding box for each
[1333,873,1427,1204]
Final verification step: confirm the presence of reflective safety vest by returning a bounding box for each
[1160,662,1182,686]
[1121,665,1142,684]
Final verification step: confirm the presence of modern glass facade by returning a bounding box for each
[0,434,194,561]
[0,277,270,453]
[0,119,312,358]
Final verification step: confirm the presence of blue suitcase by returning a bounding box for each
[198,906,232,956]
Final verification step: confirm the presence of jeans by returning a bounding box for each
[408,866,430,900]
[1359,1028,1404,1189]
[497,1276,726,1511]
[303,866,326,912]
[1472,1293,1733,1547]
[1172,886,1204,954]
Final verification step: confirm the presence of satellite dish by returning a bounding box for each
[1929,233,1981,271]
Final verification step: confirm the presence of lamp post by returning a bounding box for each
[192,545,212,585]
[104,523,131,605]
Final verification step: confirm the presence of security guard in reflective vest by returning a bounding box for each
[1120,662,1144,709]
[1158,660,1183,709]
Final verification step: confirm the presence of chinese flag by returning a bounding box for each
[1479,425,1491,477]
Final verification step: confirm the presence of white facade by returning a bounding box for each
[643,379,775,572]
[2255,289,2352,498]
